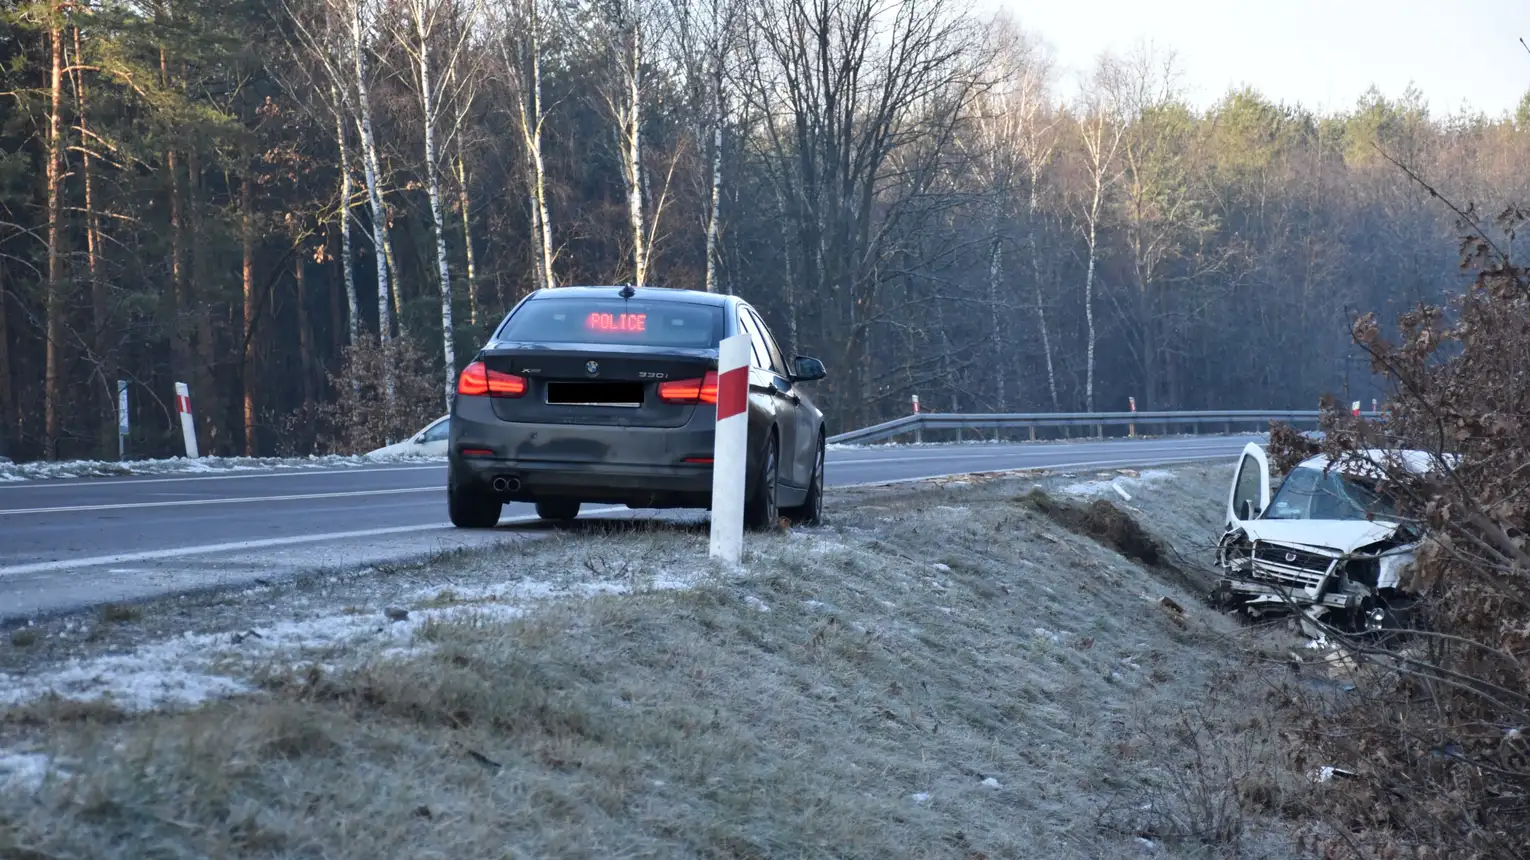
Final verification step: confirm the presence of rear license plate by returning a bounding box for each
[545,381,644,408]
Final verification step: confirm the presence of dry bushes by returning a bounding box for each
[1268,212,1530,858]
[269,337,443,456]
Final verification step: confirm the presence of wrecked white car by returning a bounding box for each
[1214,443,1440,633]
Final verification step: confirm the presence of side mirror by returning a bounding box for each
[791,355,826,383]
[1239,500,1254,520]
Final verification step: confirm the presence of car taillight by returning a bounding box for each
[456,361,527,398]
[657,371,719,404]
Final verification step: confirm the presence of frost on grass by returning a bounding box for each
[0,468,1310,859]
[0,552,721,715]
[0,451,444,482]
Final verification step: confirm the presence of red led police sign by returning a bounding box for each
[586,312,647,333]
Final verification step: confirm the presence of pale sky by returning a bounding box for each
[984,0,1530,118]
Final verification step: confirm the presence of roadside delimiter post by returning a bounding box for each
[175,381,200,459]
[709,333,750,563]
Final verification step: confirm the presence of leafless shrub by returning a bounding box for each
[270,338,442,456]
[1099,670,1314,858]
[1267,205,1530,859]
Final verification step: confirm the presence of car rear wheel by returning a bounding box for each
[783,435,824,526]
[448,482,502,529]
[535,499,581,522]
[744,432,780,532]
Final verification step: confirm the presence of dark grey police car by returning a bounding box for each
[447,285,828,531]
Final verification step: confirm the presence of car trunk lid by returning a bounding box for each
[479,342,717,429]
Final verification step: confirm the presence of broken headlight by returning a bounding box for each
[1345,557,1381,589]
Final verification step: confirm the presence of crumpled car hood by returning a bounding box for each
[1239,519,1407,554]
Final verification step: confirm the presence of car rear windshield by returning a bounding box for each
[496,298,724,349]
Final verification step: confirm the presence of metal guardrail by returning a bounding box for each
[827,410,1381,446]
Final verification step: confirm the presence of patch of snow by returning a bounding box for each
[932,563,952,572]
[744,596,772,613]
[910,792,932,804]
[0,752,55,793]
[981,777,1001,788]
[1060,469,1175,499]
[0,451,445,482]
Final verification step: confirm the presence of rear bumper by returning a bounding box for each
[451,456,713,507]
[449,396,720,507]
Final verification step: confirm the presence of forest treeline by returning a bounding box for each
[0,0,1525,461]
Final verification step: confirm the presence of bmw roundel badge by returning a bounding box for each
[586,360,599,375]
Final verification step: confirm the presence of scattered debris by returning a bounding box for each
[465,748,502,769]
[1308,765,1357,783]
[230,630,263,645]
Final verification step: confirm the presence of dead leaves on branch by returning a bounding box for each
[1270,237,1530,859]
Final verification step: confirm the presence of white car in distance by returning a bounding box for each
[365,415,450,459]
[1215,442,1440,634]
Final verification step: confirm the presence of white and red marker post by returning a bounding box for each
[174,381,200,459]
[709,333,751,563]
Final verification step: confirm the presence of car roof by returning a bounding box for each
[523,286,734,308]
[1295,448,1454,478]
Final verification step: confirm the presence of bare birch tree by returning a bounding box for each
[666,0,743,292]
[392,0,482,406]
[588,0,651,284]
[500,0,556,291]
[1074,53,1129,412]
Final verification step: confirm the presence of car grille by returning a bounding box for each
[1248,544,1336,589]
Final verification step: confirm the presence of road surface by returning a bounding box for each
[0,435,1256,619]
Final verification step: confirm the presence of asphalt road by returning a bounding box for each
[0,435,1257,619]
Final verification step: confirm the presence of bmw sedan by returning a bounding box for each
[447,285,828,531]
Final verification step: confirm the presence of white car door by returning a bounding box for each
[415,416,450,456]
[1226,442,1271,528]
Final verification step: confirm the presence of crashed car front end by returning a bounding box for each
[1215,529,1420,630]
[1217,443,1432,633]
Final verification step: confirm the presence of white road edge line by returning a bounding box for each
[0,506,627,578]
[0,463,444,491]
[0,485,441,516]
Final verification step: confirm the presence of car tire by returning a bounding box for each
[783,434,824,526]
[448,482,502,529]
[535,499,581,522]
[743,431,780,532]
